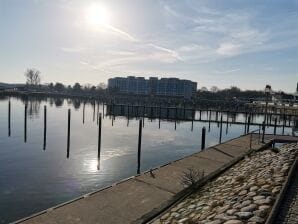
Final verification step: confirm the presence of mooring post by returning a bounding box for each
[98,113,102,161]
[8,100,11,137]
[175,107,177,130]
[208,110,211,132]
[24,104,27,143]
[261,121,265,143]
[199,110,202,121]
[226,111,229,134]
[143,105,145,127]
[112,113,114,126]
[127,105,130,127]
[96,102,99,125]
[43,105,47,150]
[83,102,85,124]
[159,106,161,129]
[201,127,206,150]
[244,112,247,134]
[219,115,223,143]
[93,101,95,122]
[282,114,285,134]
[137,119,142,174]
[67,109,71,158]
[273,117,277,135]
[247,114,251,134]
[102,103,105,119]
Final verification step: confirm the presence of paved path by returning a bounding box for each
[273,164,298,224]
[15,134,297,224]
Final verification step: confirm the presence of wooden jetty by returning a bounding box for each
[14,134,298,224]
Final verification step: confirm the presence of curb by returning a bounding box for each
[265,153,298,224]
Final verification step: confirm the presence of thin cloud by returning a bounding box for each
[60,47,87,53]
[214,68,241,74]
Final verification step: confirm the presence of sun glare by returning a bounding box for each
[85,3,110,27]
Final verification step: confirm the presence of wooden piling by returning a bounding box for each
[83,102,85,124]
[67,109,71,158]
[261,121,265,143]
[137,119,142,174]
[208,110,211,132]
[143,106,145,127]
[102,103,105,119]
[159,106,161,129]
[43,105,47,150]
[219,115,223,143]
[93,101,95,122]
[8,100,11,137]
[282,114,285,134]
[24,104,27,143]
[226,111,229,134]
[96,102,99,125]
[274,117,277,135]
[247,114,251,134]
[98,113,102,161]
[174,107,177,130]
[127,105,130,127]
[201,127,206,150]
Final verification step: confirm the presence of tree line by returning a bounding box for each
[23,68,293,100]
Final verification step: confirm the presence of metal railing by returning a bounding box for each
[249,128,261,150]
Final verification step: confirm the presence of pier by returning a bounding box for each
[14,134,298,224]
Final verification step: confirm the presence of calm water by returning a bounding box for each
[0,96,292,223]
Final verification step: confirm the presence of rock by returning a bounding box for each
[226,209,237,216]
[253,196,265,201]
[223,220,243,224]
[240,204,257,212]
[178,217,191,223]
[235,212,253,220]
[249,186,258,192]
[241,200,251,207]
[188,204,196,209]
[272,186,281,194]
[206,220,222,224]
[247,191,257,197]
[161,213,170,220]
[171,212,180,218]
[217,205,231,214]
[238,190,248,196]
[248,216,265,223]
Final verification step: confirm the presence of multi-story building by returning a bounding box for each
[108,76,197,99]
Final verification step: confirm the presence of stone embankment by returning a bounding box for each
[153,143,298,224]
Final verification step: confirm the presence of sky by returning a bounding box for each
[0,0,297,91]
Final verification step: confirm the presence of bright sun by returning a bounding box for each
[85,3,110,27]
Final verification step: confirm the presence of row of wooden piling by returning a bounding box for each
[6,101,294,172]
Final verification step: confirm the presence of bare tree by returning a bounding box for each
[180,168,205,187]
[25,68,41,85]
[210,86,219,93]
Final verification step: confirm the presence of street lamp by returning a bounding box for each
[262,85,272,143]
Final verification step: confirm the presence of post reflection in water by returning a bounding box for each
[8,100,11,137]
[43,105,47,150]
[24,104,27,143]
[67,109,71,158]
[97,113,102,170]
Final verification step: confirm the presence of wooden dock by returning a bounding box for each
[14,134,298,224]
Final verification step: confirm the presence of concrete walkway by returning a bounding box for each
[15,134,297,224]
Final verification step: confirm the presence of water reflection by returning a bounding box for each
[0,96,295,223]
